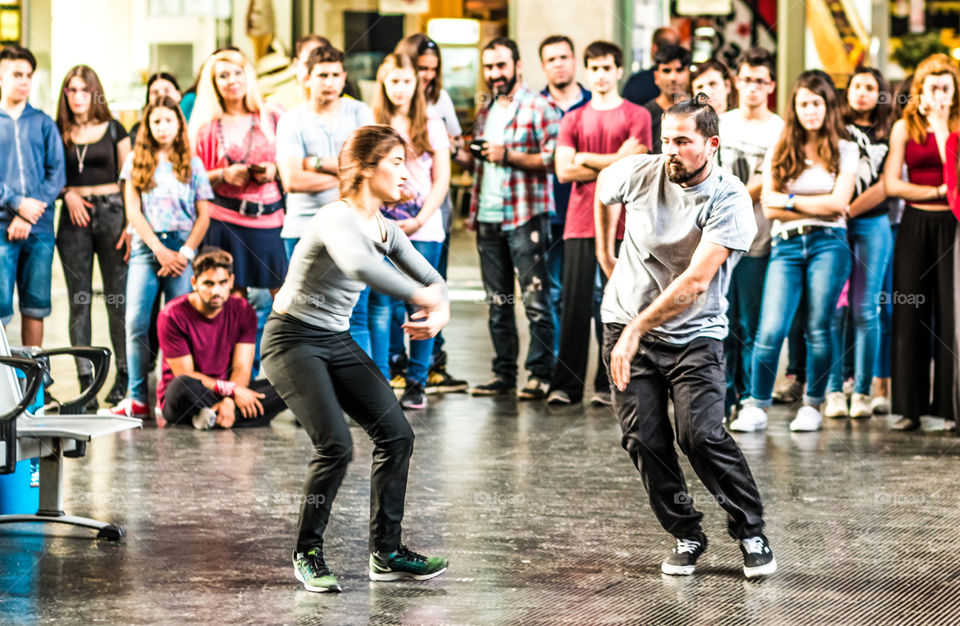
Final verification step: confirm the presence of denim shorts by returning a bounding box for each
[0,230,55,324]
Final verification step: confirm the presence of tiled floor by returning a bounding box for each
[1,230,958,625]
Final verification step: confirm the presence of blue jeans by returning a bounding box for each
[746,228,851,408]
[827,215,893,395]
[476,215,555,383]
[126,232,194,403]
[349,286,372,356]
[876,222,898,379]
[546,222,564,355]
[368,241,443,386]
[0,230,55,324]
[283,237,299,261]
[246,287,274,379]
[723,254,769,414]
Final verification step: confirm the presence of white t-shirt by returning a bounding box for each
[718,109,785,257]
[766,139,859,237]
[427,89,462,137]
[386,117,450,243]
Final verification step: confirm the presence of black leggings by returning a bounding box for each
[161,375,285,428]
[261,313,414,554]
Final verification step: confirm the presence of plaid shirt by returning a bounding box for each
[469,84,562,230]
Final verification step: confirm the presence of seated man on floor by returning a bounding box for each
[158,248,286,429]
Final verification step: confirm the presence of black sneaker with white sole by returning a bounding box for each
[660,532,707,575]
[740,535,777,578]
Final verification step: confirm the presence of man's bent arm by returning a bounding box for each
[627,240,732,337]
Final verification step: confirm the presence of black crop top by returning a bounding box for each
[63,119,127,187]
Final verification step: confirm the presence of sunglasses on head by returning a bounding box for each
[418,39,439,54]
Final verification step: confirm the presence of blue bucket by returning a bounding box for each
[0,369,44,514]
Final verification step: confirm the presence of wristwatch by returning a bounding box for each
[312,156,324,172]
[784,194,796,212]
[178,245,196,260]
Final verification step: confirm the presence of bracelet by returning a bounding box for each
[501,149,509,166]
[215,379,236,397]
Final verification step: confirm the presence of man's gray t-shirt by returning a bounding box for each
[275,99,374,239]
[597,155,757,344]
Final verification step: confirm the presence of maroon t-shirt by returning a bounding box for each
[557,100,652,239]
[156,294,258,405]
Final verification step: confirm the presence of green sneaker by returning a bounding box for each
[369,544,448,581]
[292,548,342,592]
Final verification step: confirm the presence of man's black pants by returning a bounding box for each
[602,324,765,539]
[550,237,607,401]
[161,375,285,428]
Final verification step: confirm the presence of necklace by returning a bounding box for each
[75,143,89,174]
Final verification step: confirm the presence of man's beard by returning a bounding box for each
[490,73,518,96]
[666,156,708,184]
[551,77,572,90]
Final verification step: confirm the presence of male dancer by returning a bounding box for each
[596,94,776,578]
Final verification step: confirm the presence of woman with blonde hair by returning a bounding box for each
[55,64,131,408]
[101,97,212,418]
[884,53,960,431]
[368,52,451,410]
[189,48,286,296]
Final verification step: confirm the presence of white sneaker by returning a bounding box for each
[824,392,848,418]
[728,406,768,432]
[849,393,872,418]
[192,407,217,430]
[870,395,890,415]
[789,405,823,432]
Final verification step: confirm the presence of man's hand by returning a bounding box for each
[7,216,32,241]
[216,398,237,428]
[598,250,617,279]
[233,386,266,419]
[18,197,46,224]
[609,324,642,392]
[482,143,506,165]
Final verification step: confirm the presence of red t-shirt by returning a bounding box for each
[557,100,652,239]
[944,132,960,222]
[156,294,258,405]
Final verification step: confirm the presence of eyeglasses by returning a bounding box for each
[737,77,772,87]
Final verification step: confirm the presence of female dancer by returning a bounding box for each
[55,65,131,407]
[262,125,449,593]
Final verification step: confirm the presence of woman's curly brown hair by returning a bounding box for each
[130,96,192,193]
